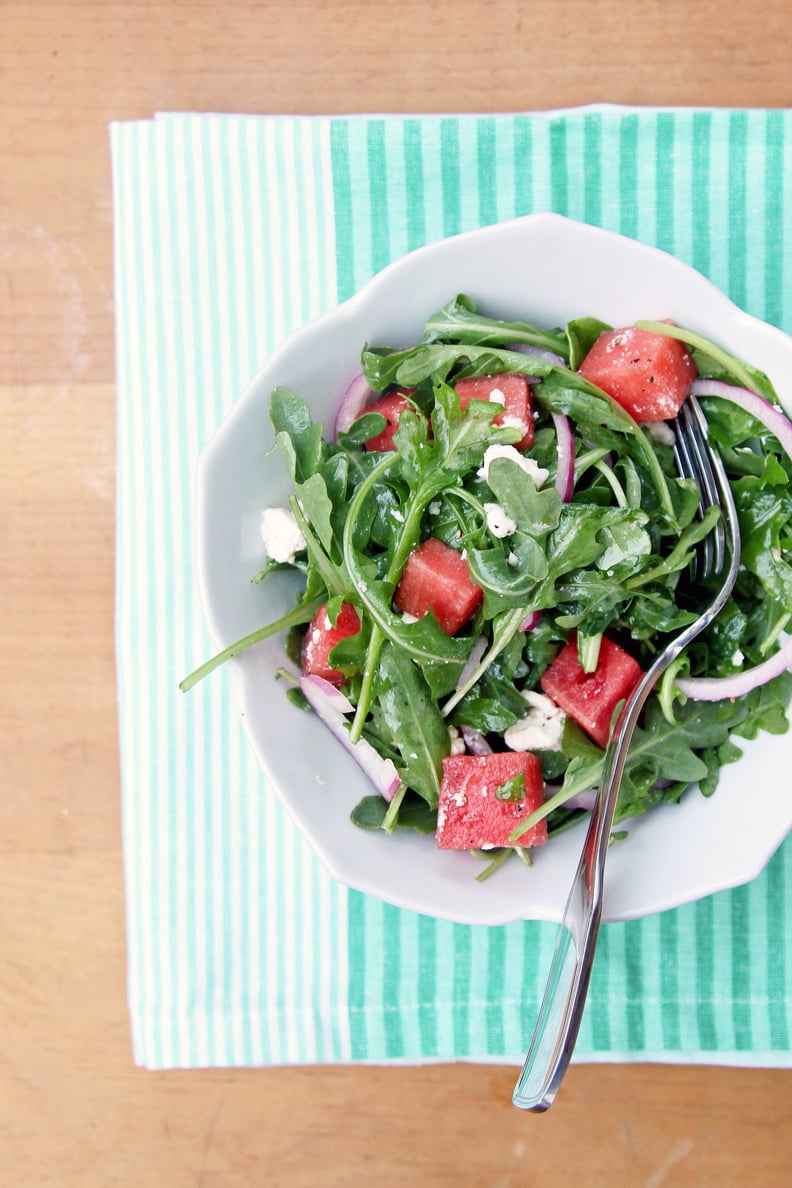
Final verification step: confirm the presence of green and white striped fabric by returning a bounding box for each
[111,107,792,1070]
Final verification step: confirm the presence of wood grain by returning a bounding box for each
[2,2,792,1184]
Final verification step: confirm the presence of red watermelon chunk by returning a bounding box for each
[454,373,535,448]
[436,752,547,850]
[364,390,415,452]
[301,601,361,686]
[394,537,483,636]
[577,325,697,423]
[540,632,643,749]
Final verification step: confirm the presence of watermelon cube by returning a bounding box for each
[301,602,361,686]
[540,632,643,749]
[454,373,535,448]
[577,325,696,423]
[364,391,415,452]
[436,752,547,850]
[394,537,483,636]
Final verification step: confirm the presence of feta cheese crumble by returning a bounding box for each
[478,443,549,488]
[484,502,517,538]
[448,726,466,755]
[260,506,307,564]
[646,420,677,447]
[499,414,530,437]
[505,690,566,752]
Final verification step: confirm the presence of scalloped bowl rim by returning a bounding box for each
[195,213,792,927]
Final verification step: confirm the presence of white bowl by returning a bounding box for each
[196,213,792,926]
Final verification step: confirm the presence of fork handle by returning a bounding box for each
[511,865,601,1111]
[512,667,658,1111]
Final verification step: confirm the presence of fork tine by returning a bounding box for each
[686,398,727,574]
[673,398,724,578]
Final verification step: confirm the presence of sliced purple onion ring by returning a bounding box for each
[543,785,598,812]
[690,378,792,457]
[300,674,401,800]
[453,634,488,696]
[674,379,792,700]
[519,610,542,633]
[506,343,566,367]
[333,372,375,441]
[676,634,792,702]
[551,411,575,502]
[459,725,493,755]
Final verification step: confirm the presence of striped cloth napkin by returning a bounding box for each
[111,106,792,1070]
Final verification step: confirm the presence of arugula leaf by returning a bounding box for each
[432,382,522,471]
[495,771,527,802]
[297,472,335,554]
[376,640,450,808]
[270,387,324,481]
[565,316,611,370]
[596,514,652,575]
[338,411,388,446]
[421,293,569,358]
[485,458,562,535]
[733,481,792,608]
[351,792,437,834]
[468,534,548,612]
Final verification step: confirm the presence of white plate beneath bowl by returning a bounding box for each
[196,213,792,926]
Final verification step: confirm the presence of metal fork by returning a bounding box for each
[512,395,741,1112]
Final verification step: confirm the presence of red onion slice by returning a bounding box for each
[506,343,566,367]
[675,379,792,700]
[459,725,493,755]
[690,378,792,457]
[551,411,575,502]
[302,675,354,715]
[333,372,375,441]
[543,785,598,812]
[676,634,792,702]
[300,674,401,800]
[519,610,542,632]
[453,634,488,696]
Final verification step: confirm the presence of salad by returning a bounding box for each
[182,296,792,881]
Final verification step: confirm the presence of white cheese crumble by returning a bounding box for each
[505,690,566,752]
[499,414,530,437]
[448,726,466,756]
[646,420,677,447]
[401,611,421,624]
[484,501,517,538]
[260,506,307,564]
[429,500,442,515]
[488,387,506,405]
[478,443,549,488]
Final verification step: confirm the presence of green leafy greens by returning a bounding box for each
[181,296,792,879]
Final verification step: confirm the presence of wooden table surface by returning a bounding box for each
[3,3,792,1184]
